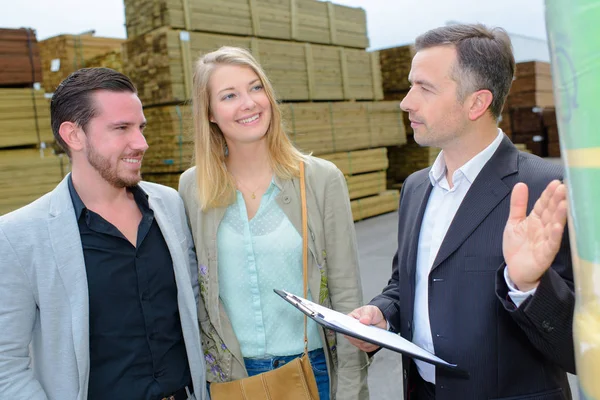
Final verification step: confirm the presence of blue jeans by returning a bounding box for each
[244,348,330,400]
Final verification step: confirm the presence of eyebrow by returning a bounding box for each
[109,121,147,128]
[217,79,261,95]
[409,78,437,90]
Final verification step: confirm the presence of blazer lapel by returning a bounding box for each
[47,175,89,394]
[431,136,519,271]
[407,176,434,286]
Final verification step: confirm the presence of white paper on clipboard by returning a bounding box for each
[274,288,466,374]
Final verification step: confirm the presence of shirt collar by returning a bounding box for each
[67,174,150,219]
[429,129,504,186]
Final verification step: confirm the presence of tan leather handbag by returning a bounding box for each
[210,161,320,400]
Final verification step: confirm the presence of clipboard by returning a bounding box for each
[275,289,467,374]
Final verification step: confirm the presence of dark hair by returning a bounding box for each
[50,67,137,156]
[415,24,515,120]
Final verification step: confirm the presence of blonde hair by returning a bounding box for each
[192,46,304,210]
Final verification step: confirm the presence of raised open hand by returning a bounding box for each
[503,180,567,292]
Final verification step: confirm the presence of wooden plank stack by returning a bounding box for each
[321,148,388,200]
[386,135,441,188]
[507,61,554,108]
[0,147,70,216]
[379,44,413,95]
[0,28,42,86]
[314,148,399,221]
[0,88,53,148]
[124,0,369,49]
[123,28,382,105]
[509,107,547,157]
[85,49,125,73]
[543,108,560,157]
[38,33,124,92]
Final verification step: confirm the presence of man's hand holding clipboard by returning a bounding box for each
[346,305,388,353]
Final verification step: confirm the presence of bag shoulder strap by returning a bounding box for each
[299,161,309,357]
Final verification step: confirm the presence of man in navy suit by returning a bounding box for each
[348,24,574,400]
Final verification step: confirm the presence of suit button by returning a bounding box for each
[403,369,407,379]
[542,320,554,333]
[283,195,291,204]
[408,321,411,330]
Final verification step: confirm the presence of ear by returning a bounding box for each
[58,122,85,153]
[468,89,494,121]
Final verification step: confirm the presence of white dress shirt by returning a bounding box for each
[412,130,535,384]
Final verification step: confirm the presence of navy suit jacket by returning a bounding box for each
[370,136,575,400]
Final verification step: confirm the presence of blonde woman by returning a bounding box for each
[178,46,369,399]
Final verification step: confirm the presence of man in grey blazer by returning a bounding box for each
[348,24,574,399]
[0,68,207,400]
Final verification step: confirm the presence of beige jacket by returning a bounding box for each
[178,156,369,399]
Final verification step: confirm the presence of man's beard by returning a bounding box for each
[85,144,143,188]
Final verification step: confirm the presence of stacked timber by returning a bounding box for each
[38,33,124,92]
[317,147,399,221]
[281,101,406,154]
[379,44,413,95]
[499,109,512,138]
[350,190,400,222]
[0,28,42,86]
[0,147,69,215]
[85,49,125,73]
[387,135,441,189]
[124,0,369,49]
[321,148,388,200]
[140,103,194,174]
[543,108,560,157]
[0,88,53,148]
[510,107,548,157]
[507,61,554,108]
[123,28,382,105]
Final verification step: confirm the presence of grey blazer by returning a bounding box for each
[0,175,208,400]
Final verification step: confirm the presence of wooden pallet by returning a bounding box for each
[139,101,405,173]
[0,147,69,215]
[123,27,383,106]
[0,28,43,86]
[0,88,53,148]
[38,33,124,92]
[124,0,369,49]
[351,189,399,221]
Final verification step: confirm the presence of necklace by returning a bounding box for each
[235,179,261,200]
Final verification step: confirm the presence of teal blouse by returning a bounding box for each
[217,181,322,358]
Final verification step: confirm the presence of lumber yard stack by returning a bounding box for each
[0,27,68,215]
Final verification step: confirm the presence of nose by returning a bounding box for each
[240,92,257,110]
[132,128,149,152]
[399,89,414,112]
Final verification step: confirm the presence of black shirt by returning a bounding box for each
[68,177,191,400]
